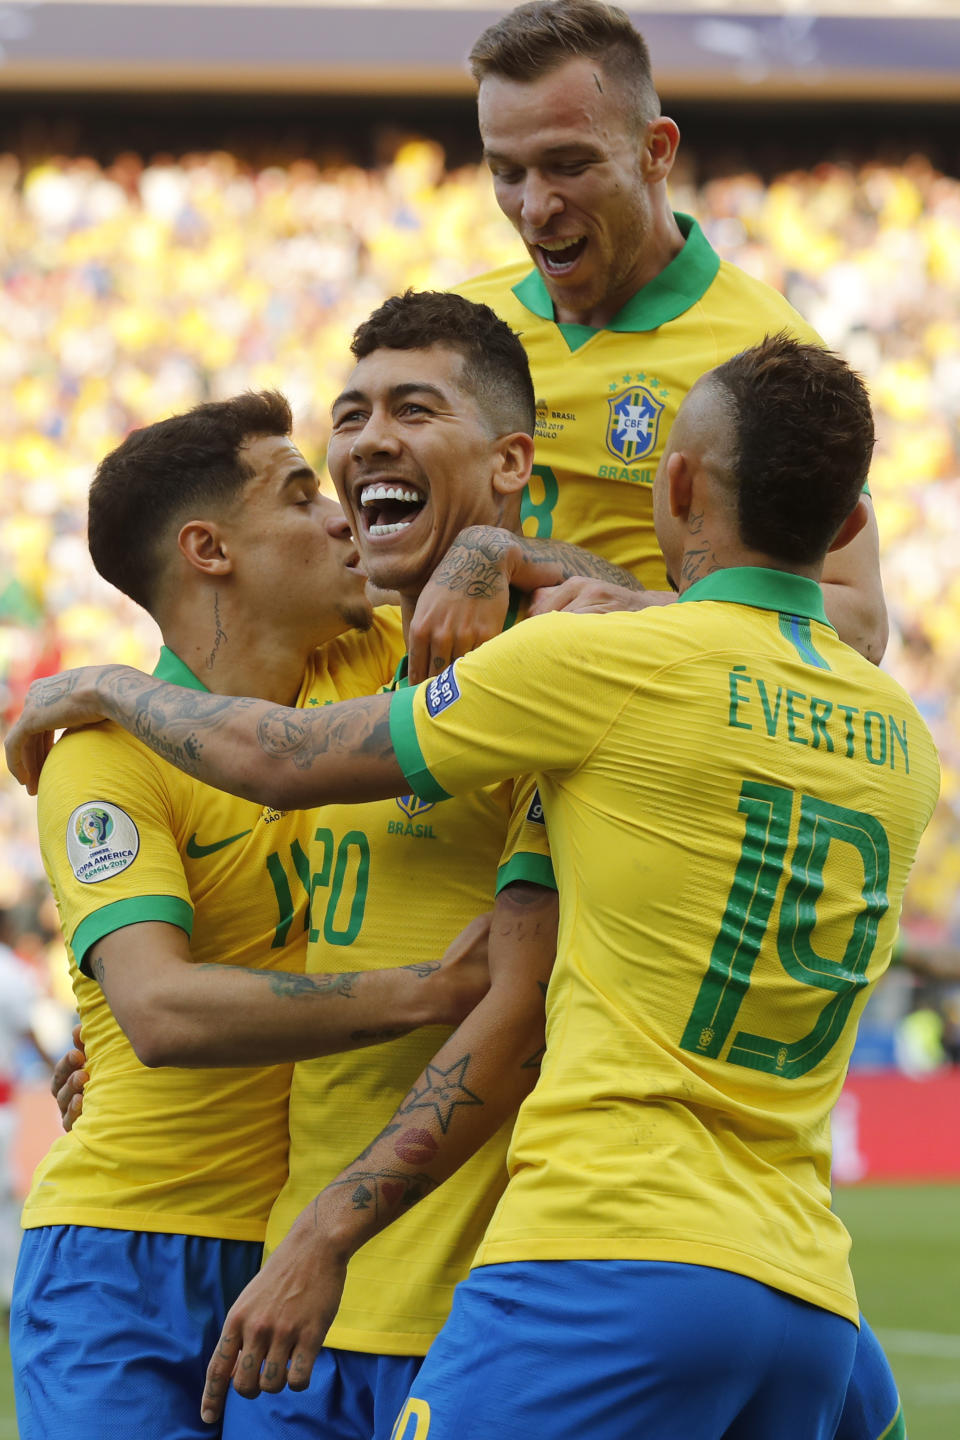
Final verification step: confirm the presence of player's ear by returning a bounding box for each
[178,519,234,578]
[491,432,536,498]
[827,498,868,554]
[666,449,693,520]
[643,116,680,183]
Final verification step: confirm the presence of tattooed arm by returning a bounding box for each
[84,913,490,1069]
[407,524,649,682]
[200,880,558,1420]
[4,665,405,808]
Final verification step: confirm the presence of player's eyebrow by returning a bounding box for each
[484,141,601,164]
[278,465,317,490]
[332,381,450,414]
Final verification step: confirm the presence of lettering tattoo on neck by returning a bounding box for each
[206,592,228,672]
[680,544,720,587]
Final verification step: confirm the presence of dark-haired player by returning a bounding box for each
[8,390,494,1440]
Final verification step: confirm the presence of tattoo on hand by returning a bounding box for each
[403,961,441,979]
[430,531,512,600]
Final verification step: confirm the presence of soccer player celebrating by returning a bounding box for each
[12,294,637,1440]
[8,337,936,1439]
[456,0,888,663]
[6,391,497,1440]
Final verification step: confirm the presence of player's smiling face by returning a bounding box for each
[478,57,656,328]
[327,345,521,599]
[228,434,372,641]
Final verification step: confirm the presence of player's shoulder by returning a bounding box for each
[708,260,822,344]
[39,718,156,788]
[454,262,532,306]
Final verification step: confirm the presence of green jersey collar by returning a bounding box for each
[153,645,210,691]
[511,214,720,345]
[389,587,523,691]
[678,567,834,629]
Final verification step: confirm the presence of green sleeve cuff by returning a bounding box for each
[496,852,557,895]
[74,895,194,977]
[388,687,451,804]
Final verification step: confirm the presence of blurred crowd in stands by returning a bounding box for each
[0,138,958,1070]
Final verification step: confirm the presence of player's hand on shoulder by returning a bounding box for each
[4,665,116,793]
[51,1024,88,1133]
[528,578,676,618]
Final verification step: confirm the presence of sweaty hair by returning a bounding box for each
[350,290,536,438]
[708,335,875,565]
[469,0,659,128]
[88,390,293,614]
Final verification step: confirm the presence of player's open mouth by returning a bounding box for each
[535,236,587,276]
[358,482,427,538]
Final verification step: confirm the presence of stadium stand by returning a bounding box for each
[1,141,958,924]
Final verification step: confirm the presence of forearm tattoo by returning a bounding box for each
[197,965,360,1000]
[434,525,644,597]
[325,1166,437,1218]
[75,668,394,785]
[513,534,645,589]
[255,694,395,772]
[397,1055,483,1134]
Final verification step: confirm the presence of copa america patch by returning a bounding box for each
[65,801,140,884]
[425,663,461,718]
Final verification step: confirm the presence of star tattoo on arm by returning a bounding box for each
[397,1055,483,1134]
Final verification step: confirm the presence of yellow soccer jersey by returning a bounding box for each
[26,611,404,1240]
[458,215,821,585]
[389,570,939,1323]
[266,652,554,1356]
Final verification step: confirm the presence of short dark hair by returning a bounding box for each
[469,0,659,126]
[88,390,292,613]
[709,335,875,565]
[350,290,536,438]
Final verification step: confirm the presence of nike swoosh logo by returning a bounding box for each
[185,829,252,858]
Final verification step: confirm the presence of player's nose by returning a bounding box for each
[520,173,563,230]
[350,414,402,462]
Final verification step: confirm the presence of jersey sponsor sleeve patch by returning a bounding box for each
[425,664,461,718]
[65,802,140,884]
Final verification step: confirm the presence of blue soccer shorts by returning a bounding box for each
[390,1259,859,1440]
[222,1346,422,1440]
[10,1224,262,1440]
[837,1315,906,1440]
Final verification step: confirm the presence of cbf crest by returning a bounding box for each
[605,376,667,463]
